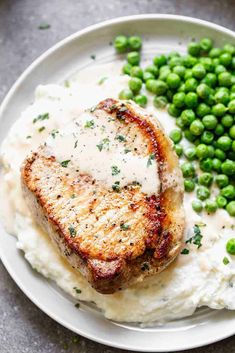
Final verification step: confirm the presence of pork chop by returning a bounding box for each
[21,98,185,294]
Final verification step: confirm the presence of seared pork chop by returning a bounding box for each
[21,98,185,294]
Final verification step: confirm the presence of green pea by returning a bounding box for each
[184,92,198,108]
[215,174,229,188]
[181,109,196,126]
[221,114,234,128]
[202,115,218,130]
[200,38,213,52]
[218,72,232,87]
[226,202,235,217]
[192,199,203,213]
[143,71,154,82]
[230,92,235,101]
[145,64,159,77]
[205,199,217,213]
[196,83,210,99]
[153,55,167,67]
[221,185,235,199]
[212,103,226,117]
[196,144,208,159]
[184,69,193,80]
[226,238,235,254]
[173,92,185,108]
[183,55,198,68]
[114,35,128,53]
[166,90,174,102]
[184,179,195,192]
[223,43,235,55]
[176,118,185,129]
[203,73,217,87]
[207,145,215,158]
[188,42,201,56]
[219,52,232,67]
[197,186,210,200]
[119,89,134,100]
[153,96,168,109]
[130,66,143,79]
[178,83,186,92]
[166,73,181,89]
[229,126,235,139]
[209,47,222,58]
[173,65,186,78]
[184,147,197,161]
[134,95,148,107]
[228,100,235,114]
[216,195,227,208]
[199,57,214,72]
[128,77,142,93]
[232,141,235,152]
[214,89,230,104]
[122,63,132,75]
[215,124,225,136]
[215,148,226,161]
[184,129,196,142]
[128,36,142,51]
[146,79,167,95]
[217,136,232,151]
[190,119,204,136]
[221,159,235,176]
[169,56,183,68]
[168,104,181,117]
[212,158,222,172]
[169,129,182,144]
[200,158,213,172]
[196,103,211,118]
[192,64,206,79]
[181,162,196,178]
[159,67,171,81]
[215,65,226,75]
[174,144,183,157]
[199,173,213,187]
[185,78,198,92]
[201,131,214,145]
[127,51,140,65]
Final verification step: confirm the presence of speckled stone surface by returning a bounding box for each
[0,1,235,352]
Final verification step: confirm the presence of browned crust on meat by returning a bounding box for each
[21,98,185,294]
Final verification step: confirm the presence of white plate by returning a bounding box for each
[1,14,235,352]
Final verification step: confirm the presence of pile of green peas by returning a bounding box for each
[114,35,235,217]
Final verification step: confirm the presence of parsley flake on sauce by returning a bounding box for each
[147,153,155,167]
[111,165,120,176]
[112,181,120,192]
[51,129,59,138]
[223,256,230,265]
[90,54,96,60]
[84,120,95,129]
[38,126,45,133]
[120,223,130,231]
[74,303,80,309]
[74,140,78,149]
[68,225,77,237]
[124,148,131,154]
[33,113,49,123]
[96,138,110,151]
[98,77,108,85]
[186,224,203,249]
[181,248,189,255]
[61,160,71,168]
[116,134,126,142]
[73,287,82,294]
[38,22,51,30]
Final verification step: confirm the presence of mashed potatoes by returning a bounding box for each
[1,63,235,323]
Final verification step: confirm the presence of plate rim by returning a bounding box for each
[1,14,235,352]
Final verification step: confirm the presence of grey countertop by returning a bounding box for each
[0,1,235,352]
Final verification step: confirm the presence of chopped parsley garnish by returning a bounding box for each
[51,129,59,138]
[73,287,82,294]
[71,194,76,199]
[64,80,70,88]
[186,224,203,249]
[120,223,130,231]
[74,303,80,309]
[124,148,131,154]
[26,135,32,139]
[223,256,230,265]
[68,225,77,237]
[90,54,96,60]
[33,113,49,123]
[147,153,155,167]
[38,22,51,30]
[61,160,71,168]
[98,77,108,85]
[84,120,95,129]
[112,181,120,192]
[38,126,45,133]
[142,262,149,271]
[90,105,97,113]
[181,248,190,255]
[111,165,120,176]
[116,134,126,142]
[96,138,110,151]
[74,140,78,148]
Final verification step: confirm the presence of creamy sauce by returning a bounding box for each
[1,62,235,323]
[45,109,159,195]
